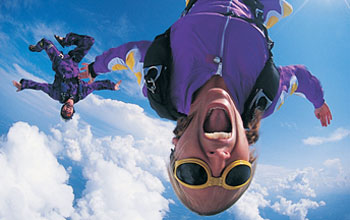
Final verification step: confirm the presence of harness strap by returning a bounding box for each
[181,0,197,17]
[243,0,264,23]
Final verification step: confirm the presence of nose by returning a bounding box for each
[206,148,231,177]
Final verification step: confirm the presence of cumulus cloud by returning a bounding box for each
[229,183,270,220]
[277,169,316,197]
[0,85,177,220]
[315,158,350,190]
[77,95,175,147]
[0,90,178,219]
[0,114,173,219]
[52,108,172,219]
[257,159,350,196]
[0,122,74,220]
[246,159,350,220]
[271,196,325,220]
[302,127,350,146]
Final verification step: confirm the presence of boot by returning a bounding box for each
[54,34,65,48]
[28,40,44,52]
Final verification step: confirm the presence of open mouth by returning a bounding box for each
[203,107,232,139]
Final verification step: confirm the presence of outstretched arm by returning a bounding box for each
[16,79,52,94]
[79,41,152,83]
[89,79,121,91]
[80,79,122,100]
[278,65,332,126]
[13,79,57,100]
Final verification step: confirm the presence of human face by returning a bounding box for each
[172,76,250,200]
[62,102,74,117]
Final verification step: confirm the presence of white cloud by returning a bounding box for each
[230,183,270,220]
[257,159,350,196]
[302,127,350,146]
[30,23,66,43]
[277,169,316,197]
[78,95,175,147]
[71,157,168,220]
[0,63,60,123]
[110,14,135,41]
[0,0,38,10]
[0,109,173,219]
[51,107,172,219]
[271,196,325,220]
[315,158,350,190]
[345,0,350,10]
[246,159,350,219]
[280,122,298,129]
[0,122,74,220]
[13,63,47,83]
[0,82,177,219]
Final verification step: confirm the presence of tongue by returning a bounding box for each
[204,109,231,133]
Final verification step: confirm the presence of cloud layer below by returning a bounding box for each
[0,92,176,219]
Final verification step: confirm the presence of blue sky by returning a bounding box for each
[0,0,349,219]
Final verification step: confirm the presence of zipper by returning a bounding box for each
[215,0,233,76]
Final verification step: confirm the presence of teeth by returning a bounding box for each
[205,132,232,139]
[206,107,226,117]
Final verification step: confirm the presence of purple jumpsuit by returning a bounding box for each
[20,33,116,104]
[89,0,325,119]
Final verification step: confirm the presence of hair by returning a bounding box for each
[60,104,75,121]
[167,110,262,215]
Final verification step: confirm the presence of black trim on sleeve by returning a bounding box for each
[19,79,25,89]
[88,62,97,78]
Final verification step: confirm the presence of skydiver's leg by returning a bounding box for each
[55,33,95,63]
[29,38,63,65]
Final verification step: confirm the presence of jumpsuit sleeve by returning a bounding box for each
[89,41,152,84]
[263,65,325,118]
[80,80,116,99]
[20,79,57,100]
[289,65,325,108]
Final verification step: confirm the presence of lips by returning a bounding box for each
[203,107,232,139]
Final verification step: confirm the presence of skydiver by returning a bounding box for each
[12,33,122,121]
[79,0,332,215]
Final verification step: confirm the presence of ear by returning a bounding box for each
[172,137,179,146]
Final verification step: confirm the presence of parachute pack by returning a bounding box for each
[143,0,280,128]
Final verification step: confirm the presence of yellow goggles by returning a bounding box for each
[174,158,252,190]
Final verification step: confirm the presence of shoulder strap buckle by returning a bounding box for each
[255,8,264,21]
[144,65,164,94]
[249,88,273,112]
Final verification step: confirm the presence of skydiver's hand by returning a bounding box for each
[314,102,332,127]
[79,63,95,84]
[12,80,22,92]
[114,80,122,91]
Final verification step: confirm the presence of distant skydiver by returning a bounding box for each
[79,0,332,215]
[12,33,121,121]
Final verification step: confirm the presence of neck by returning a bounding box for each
[192,76,230,103]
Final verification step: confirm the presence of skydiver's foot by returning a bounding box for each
[29,44,43,52]
[54,35,65,48]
